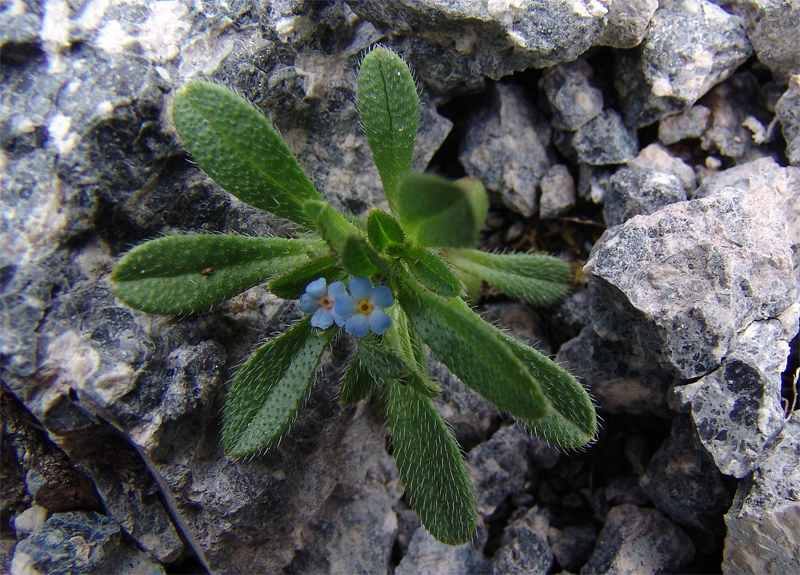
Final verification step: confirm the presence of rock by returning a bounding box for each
[13,506,48,540]
[395,528,489,575]
[699,73,770,160]
[585,186,798,380]
[775,74,800,165]
[615,0,753,128]
[548,524,597,573]
[577,164,612,204]
[580,504,695,575]
[658,105,713,145]
[732,0,800,84]
[459,83,552,217]
[639,416,733,540]
[347,0,610,98]
[539,164,576,219]
[467,425,531,517]
[627,143,697,193]
[572,110,639,166]
[491,507,553,575]
[593,0,659,49]
[557,326,674,417]
[723,411,800,575]
[602,167,688,227]
[10,511,165,575]
[539,59,604,131]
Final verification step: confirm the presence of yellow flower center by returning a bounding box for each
[319,295,332,308]
[358,300,373,314]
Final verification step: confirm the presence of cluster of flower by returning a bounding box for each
[299,276,394,337]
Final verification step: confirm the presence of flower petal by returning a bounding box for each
[370,285,394,309]
[368,309,392,335]
[328,281,348,300]
[306,277,327,298]
[349,276,373,300]
[344,314,370,338]
[299,293,320,313]
[333,292,356,319]
[310,308,334,329]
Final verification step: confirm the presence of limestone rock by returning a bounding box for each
[616,0,753,128]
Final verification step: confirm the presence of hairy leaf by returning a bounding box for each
[268,255,343,300]
[172,81,322,229]
[222,317,334,457]
[358,47,418,213]
[400,245,460,298]
[396,173,483,248]
[304,200,361,254]
[396,279,551,422]
[342,234,386,277]
[341,357,378,405]
[367,209,406,252]
[447,249,571,304]
[381,379,476,545]
[112,234,326,315]
[500,332,597,448]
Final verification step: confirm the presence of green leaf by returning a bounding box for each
[341,357,378,405]
[357,336,411,379]
[381,378,476,545]
[367,209,406,252]
[454,177,489,235]
[396,278,551,422]
[172,81,323,229]
[222,317,334,457]
[268,255,343,300]
[304,200,361,254]
[357,47,418,213]
[500,333,597,448]
[400,245,460,298]
[112,234,326,315]
[342,235,383,277]
[396,173,482,248]
[446,249,571,304]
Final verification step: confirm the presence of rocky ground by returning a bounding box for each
[2,1,799,574]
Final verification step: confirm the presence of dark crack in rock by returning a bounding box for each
[10,511,164,575]
[580,504,695,575]
[639,416,733,543]
[460,83,552,217]
[615,0,753,128]
[557,326,675,417]
[346,0,610,98]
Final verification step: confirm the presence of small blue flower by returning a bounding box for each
[299,278,350,329]
[334,276,394,338]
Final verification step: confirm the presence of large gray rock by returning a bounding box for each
[580,504,695,575]
[602,167,688,227]
[571,110,639,166]
[723,411,800,575]
[468,425,531,517]
[491,507,553,575]
[539,59,603,131]
[346,0,611,98]
[616,0,753,128]
[460,83,553,217]
[395,528,489,575]
[775,74,800,165]
[10,511,164,575]
[585,181,798,380]
[1,2,454,573]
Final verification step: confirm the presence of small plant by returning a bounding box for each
[111,47,597,546]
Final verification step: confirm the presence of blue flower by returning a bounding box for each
[299,278,350,329]
[334,276,394,338]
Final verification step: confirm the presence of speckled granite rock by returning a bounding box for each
[491,507,553,575]
[571,110,639,166]
[459,83,552,217]
[346,0,611,98]
[602,167,687,227]
[723,411,800,575]
[616,0,753,128]
[468,425,531,517]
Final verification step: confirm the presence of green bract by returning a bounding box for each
[111,46,597,546]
